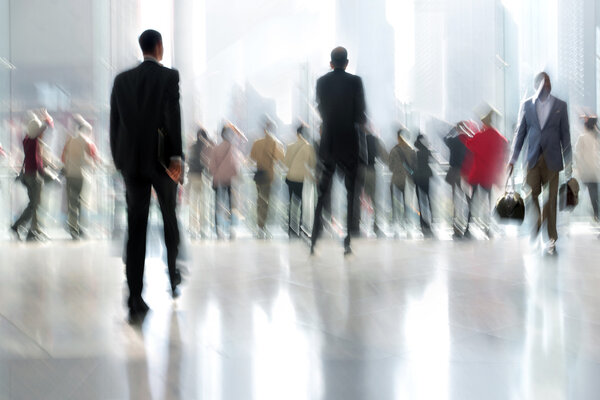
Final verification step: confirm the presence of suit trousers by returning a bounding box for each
[286,179,304,237]
[13,173,43,234]
[311,160,357,248]
[526,155,559,241]
[124,170,180,304]
[66,176,84,235]
[256,182,271,230]
[585,182,599,219]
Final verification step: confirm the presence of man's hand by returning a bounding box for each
[167,159,182,183]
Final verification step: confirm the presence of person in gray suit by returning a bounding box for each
[508,72,572,255]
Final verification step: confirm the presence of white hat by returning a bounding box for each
[26,115,43,138]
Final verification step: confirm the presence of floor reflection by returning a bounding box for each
[2,237,600,399]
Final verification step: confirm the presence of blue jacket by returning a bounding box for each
[509,95,571,172]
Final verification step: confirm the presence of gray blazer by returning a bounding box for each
[509,95,571,172]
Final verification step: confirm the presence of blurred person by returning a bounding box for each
[209,124,242,239]
[10,110,54,241]
[463,108,508,238]
[413,134,434,237]
[388,127,416,236]
[250,116,284,238]
[283,122,316,238]
[508,72,572,255]
[575,115,600,222]
[444,121,472,238]
[61,114,100,240]
[356,126,388,236]
[311,46,367,256]
[110,29,183,322]
[187,126,213,238]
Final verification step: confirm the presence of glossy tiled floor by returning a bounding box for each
[1,235,600,399]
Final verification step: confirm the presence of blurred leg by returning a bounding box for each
[344,164,358,247]
[526,161,543,238]
[153,171,181,290]
[123,176,152,305]
[256,183,271,230]
[311,162,335,249]
[587,183,599,220]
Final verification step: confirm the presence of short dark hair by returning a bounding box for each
[534,72,549,88]
[139,29,162,54]
[197,127,208,141]
[330,47,348,68]
[296,123,306,136]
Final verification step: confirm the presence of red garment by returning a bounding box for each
[23,137,44,175]
[464,125,508,189]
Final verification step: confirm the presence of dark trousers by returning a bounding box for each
[585,182,599,219]
[416,181,432,233]
[311,160,357,248]
[526,155,559,240]
[124,170,180,305]
[465,185,491,233]
[66,176,84,235]
[390,183,409,226]
[13,173,43,234]
[286,179,304,237]
[214,185,232,237]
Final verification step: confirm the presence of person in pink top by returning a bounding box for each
[209,123,244,239]
[463,107,508,237]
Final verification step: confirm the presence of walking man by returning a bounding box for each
[311,47,367,255]
[110,29,183,322]
[508,72,572,255]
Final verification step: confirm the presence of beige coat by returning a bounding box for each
[283,136,316,182]
[250,134,284,183]
[575,129,600,183]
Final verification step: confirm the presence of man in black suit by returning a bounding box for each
[311,47,367,255]
[110,29,183,322]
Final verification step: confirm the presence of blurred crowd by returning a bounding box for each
[3,106,598,244]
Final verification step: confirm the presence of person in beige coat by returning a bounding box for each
[61,114,100,239]
[283,123,316,238]
[575,116,600,221]
[250,117,284,237]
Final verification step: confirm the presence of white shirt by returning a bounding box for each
[535,94,555,130]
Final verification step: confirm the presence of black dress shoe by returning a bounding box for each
[128,307,149,325]
[9,225,20,241]
[344,244,353,256]
[170,271,182,299]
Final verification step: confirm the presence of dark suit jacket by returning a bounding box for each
[316,69,367,167]
[509,95,571,171]
[110,60,182,178]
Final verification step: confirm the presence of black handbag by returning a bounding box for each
[253,169,268,185]
[559,177,579,211]
[494,175,525,223]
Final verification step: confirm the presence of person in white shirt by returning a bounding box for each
[283,123,316,238]
[575,116,600,221]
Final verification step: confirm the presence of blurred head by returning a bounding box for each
[263,115,276,134]
[397,127,409,144]
[534,72,551,96]
[26,116,44,139]
[296,122,307,137]
[139,29,164,61]
[197,127,208,142]
[221,125,233,142]
[330,47,348,70]
[73,114,92,136]
[584,116,598,131]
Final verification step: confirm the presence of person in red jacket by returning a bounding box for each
[463,107,508,237]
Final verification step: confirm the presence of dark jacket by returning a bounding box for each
[316,69,367,167]
[110,60,182,178]
[414,137,433,187]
